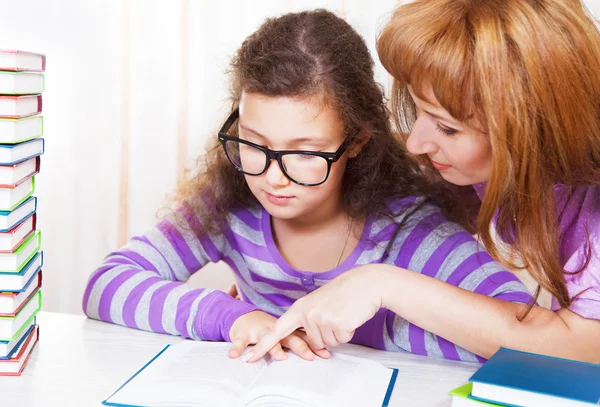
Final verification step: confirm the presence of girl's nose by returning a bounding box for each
[264,159,290,187]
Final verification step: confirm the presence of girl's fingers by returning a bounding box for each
[246,311,303,363]
[313,347,332,359]
[267,342,288,361]
[281,334,316,361]
[229,337,249,359]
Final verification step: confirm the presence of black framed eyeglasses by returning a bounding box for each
[218,108,350,186]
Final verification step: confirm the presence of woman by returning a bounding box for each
[247,0,600,363]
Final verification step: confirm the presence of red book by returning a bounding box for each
[0,213,36,254]
[0,324,38,376]
[0,95,42,119]
[0,50,46,72]
[0,157,40,188]
[0,272,40,316]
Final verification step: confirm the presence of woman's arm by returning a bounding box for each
[248,264,600,363]
[82,205,258,341]
[349,205,533,361]
[375,264,600,363]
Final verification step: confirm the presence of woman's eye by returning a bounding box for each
[435,123,458,136]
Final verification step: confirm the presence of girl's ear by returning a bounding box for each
[349,129,370,158]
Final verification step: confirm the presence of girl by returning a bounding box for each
[249,0,600,363]
[83,9,532,363]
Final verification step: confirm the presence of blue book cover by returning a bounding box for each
[0,323,35,359]
[0,138,44,166]
[469,348,600,406]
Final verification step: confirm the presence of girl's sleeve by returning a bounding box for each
[352,204,534,362]
[82,204,259,341]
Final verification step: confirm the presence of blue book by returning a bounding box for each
[0,322,35,359]
[102,341,398,407]
[0,138,44,166]
[0,251,42,293]
[469,348,600,406]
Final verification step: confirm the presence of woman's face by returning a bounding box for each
[405,85,493,186]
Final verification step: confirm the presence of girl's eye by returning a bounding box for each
[435,123,458,136]
[240,136,266,148]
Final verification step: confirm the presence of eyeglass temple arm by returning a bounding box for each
[219,108,240,133]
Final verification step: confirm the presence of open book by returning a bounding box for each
[103,341,398,407]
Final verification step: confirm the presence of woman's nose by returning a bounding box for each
[405,118,439,156]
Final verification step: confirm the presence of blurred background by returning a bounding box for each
[0,0,598,316]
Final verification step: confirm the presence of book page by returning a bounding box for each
[105,341,269,407]
[239,352,394,407]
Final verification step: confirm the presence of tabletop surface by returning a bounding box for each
[0,311,480,406]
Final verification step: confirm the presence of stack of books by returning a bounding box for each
[449,348,600,406]
[0,50,45,376]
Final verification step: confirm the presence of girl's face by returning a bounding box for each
[405,85,493,186]
[237,92,350,223]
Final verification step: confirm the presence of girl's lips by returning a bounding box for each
[266,192,294,205]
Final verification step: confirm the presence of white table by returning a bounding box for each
[0,312,480,406]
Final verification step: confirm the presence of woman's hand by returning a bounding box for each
[227,284,240,300]
[228,310,331,361]
[245,266,384,362]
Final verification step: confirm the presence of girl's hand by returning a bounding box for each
[228,310,331,361]
[245,266,384,363]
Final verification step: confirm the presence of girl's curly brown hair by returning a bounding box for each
[172,9,471,236]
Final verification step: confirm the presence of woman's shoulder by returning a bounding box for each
[373,196,462,239]
[382,196,438,221]
[556,185,600,304]
[555,184,600,236]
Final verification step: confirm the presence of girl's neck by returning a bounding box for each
[272,209,349,236]
[270,204,364,273]
[272,195,347,234]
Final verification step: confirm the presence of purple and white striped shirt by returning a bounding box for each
[83,198,533,362]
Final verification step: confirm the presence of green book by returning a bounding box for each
[449,383,503,407]
[0,71,44,95]
[0,289,41,341]
[0,230,41,273]
[0,116,43,144]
